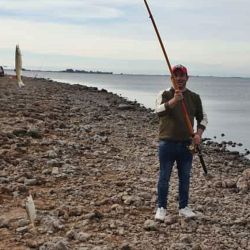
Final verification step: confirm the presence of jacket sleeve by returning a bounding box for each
[195,95,208,130]
[155,90,172,116]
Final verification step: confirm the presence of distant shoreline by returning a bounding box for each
[4,69,250,79]
[24,68,113,75]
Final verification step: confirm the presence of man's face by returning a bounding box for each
[172,69,189,90]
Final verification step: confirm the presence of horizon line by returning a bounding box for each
[4,68,250,79]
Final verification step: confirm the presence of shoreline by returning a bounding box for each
[0,75,249,249]
[5,70,250,156]
[4,69,250,79]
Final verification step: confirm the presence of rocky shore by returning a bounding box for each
[0,76,249,250]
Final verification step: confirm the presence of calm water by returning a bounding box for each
[7,70,250,155]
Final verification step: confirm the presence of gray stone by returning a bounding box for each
[143,219,158,231]
[16,226,29,233]
[75,232,91,242]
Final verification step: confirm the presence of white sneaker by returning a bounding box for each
[155,207,166,221]
[179,207,196,218]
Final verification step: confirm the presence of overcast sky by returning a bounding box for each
[0,0,250,77]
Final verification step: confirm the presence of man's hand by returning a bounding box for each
[193,128,204,145]
[193,133,201,145]
[167,90,183,108]
[174,90,183,102]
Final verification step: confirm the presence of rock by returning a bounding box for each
[222,179,236,188]
[68,206,84,216]
[47,159,62,167]
[117,104,135,110]
[83,211,103,221]
[165,215,178,225]
[66,229,76,240]
[1,76,250,250]
[12,129,27,137]
[53,220,64,230]
[213,180,223,188]
[143,219,158,231]
[40,239,69,250]
[170,243,188,250]
[0,218,10,228]
[75,232,91,242]
[24,178,37,186]
[27,128,42,139]
[52,167,59,175]
[179,234,192,244]
[120,242,132,250]
[111,204,124,214]
[242,168,250,178]
[236,168,250,192]
[17,219,29,227]
[47,150,58,158]
[16,226,29,233]
[192,244,202,250]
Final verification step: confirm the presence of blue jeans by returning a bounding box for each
[157,140,193,209]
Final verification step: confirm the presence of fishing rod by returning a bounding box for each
[143,0,207,175]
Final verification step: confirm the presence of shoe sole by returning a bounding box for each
[155,217,165,222]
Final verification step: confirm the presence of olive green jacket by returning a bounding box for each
[155,88,208,141]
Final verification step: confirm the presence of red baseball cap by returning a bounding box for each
[172,64,188,75]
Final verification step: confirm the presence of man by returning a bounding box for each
[154,64,208,221]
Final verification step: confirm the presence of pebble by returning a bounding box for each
[143,219,158,231]
[0,77,249,250]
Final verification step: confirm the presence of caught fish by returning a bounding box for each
[15,44,25,87]
[25,194,36,227]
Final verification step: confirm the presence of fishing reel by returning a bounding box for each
[189,143,208,176]
[187,143,198,154]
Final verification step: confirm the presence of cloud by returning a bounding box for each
[0,0,136,22]
[0,0,250,76]
[0,18,161,60]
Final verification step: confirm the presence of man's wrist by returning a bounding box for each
[168,98,177,108]
[164,102,169,109]
[196,129,204,138]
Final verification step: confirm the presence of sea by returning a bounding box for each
[6,70,250,157]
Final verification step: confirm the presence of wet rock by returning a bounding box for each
[117,104,135,110]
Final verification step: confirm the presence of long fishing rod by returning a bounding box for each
[143,0,193,135]
[143,0,207,175]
